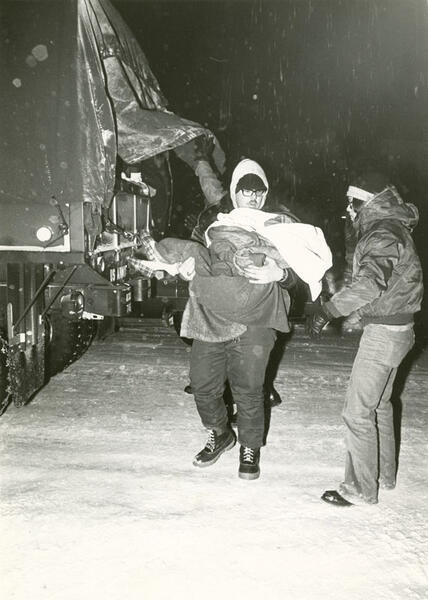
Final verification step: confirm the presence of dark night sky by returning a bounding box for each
[113,0,428,264]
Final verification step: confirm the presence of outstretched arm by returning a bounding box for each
[324,228,401,319]
[195,160,226,207]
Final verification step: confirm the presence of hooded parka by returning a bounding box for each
[325,186,423,325]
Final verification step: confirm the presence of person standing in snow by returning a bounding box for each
[175,136,298,408]
[306,172,424,506]
[181,158,297,480]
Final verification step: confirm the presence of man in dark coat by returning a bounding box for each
[182,158,297,480]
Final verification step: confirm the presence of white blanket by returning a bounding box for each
[206,208,332,300]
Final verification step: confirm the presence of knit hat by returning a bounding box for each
[229,159,269,208]
[347,171,390,203]
[235,173,267,194]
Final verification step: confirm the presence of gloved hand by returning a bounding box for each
[194,135,215,163]
[305,303,334,338]
[173,135,213,171]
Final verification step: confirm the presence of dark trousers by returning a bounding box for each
[190,327,276,448]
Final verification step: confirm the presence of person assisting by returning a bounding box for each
[307,172,424,506]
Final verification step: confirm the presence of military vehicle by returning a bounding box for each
[0,0,213,409]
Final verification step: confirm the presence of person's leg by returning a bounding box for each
[227,327,276,448]
[190,340,235,466]
[377,327,415,488]
[341,325,414,503]
[376,367,398,489]
[341,347,391,504]
[264,331,284,407]
[227,327,276,479]
[190,339,228,432]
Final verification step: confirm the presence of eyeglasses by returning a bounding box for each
[240,189,265,198]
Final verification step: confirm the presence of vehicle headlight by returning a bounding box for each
[36,226,53,242]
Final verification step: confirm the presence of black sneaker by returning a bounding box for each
[265,386,282,407]
[193,429,236,467]
[239,446,260,480]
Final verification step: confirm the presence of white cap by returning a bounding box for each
[346,185,375,203]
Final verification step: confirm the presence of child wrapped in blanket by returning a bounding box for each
[128,205,332,328]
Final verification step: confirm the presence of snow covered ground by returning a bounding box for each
[1,320,427,600]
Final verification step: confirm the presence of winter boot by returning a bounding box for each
[193,428,236,468]
[265,386,282,408]
[239,446,261,480]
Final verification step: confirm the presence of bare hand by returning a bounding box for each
[242,257,283,284]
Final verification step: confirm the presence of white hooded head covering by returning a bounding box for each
[229,159,269,209]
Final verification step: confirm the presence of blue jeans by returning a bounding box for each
[342,324,415,503]
[190,327,276,448]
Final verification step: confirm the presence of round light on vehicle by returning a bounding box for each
[36,226,53,242]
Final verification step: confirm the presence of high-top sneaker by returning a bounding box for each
[239,446,260,480]
[193,429,236,467]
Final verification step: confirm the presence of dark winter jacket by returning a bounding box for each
[181,160,299,341]
[325,186,423,325]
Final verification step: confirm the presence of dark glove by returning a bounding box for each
[278,267,298,290]
[305,303,333,339]
[194,134,215,162]
[173,135,214,171]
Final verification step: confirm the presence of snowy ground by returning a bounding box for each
[1,320,428,600]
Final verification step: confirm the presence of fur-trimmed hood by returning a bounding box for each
[356,186,419,235]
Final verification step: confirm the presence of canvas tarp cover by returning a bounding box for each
[0,0,208,211]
